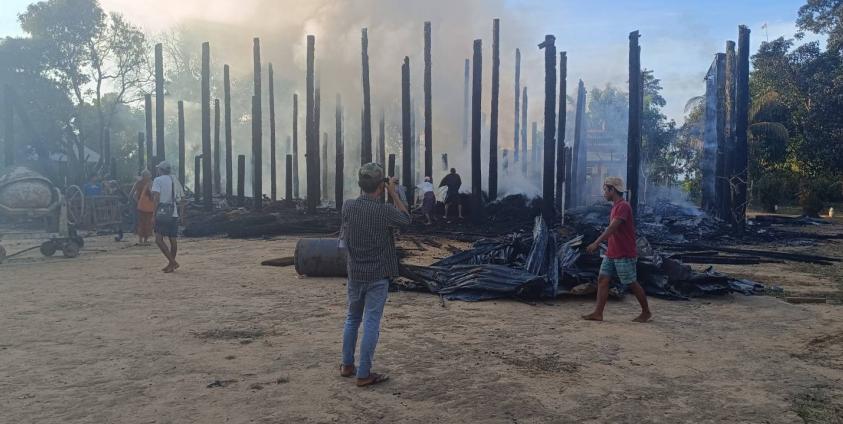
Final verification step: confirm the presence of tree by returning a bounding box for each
[640,69,679,195]
[796,0,843,52]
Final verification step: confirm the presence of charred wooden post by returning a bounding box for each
[154,43,165,161]
[285,154,293,200]
[388,153,396,177]
[714,53,727,221]
[201,42,212,209]
[322,132,328,200]
[513,49,520,162]
[224,65,233,196]
[564,146,573,207]
[3,84,13,166]
[401,56,413,204]
[214,98,221,194]
[292,94,300,198]
[627,31,641,215]
[315,87,322,204]
[462,58,469,147]
[489,19,501,200]
[137,132,144,174]
[424,21,433,180]
[178,101,185,184]
[734,25,750,231]
[237,154,245,206]
[572,80,586,207]
[361,28,373,164]
[539,34,557,222]
[520,87,528,174]
[144,94,153,169]
[471,39,483,222]
[556,52,567,214]
[335,94,344,210]
[252,38,263,209]
[269,63,277,202]
[378,112,385,166]
[724,40,737,225]
[194,155,202,202]
[305,35,318,211]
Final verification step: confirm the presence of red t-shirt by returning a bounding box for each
[606,200,637,258]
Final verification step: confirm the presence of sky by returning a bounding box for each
[0,0,818,124]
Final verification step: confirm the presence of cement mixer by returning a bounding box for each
[0,166,82,263]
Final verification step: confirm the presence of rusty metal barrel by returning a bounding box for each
[294,238,348,277]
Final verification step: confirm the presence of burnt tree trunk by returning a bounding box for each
[520,87,528,174]
[194,155,202,202]
[293,93,300,198]
[627,31,641,215]
[513,49,520,162]
[335,94,344,210]
[252,38,263,209]
[178,101,185,184]
[564,146,573,207]
[378,112,385,166]
[315,87,322,204]
[237,154,245,206]
[388,153,396,177]
[306,35,318,211]
[322,132,328,200]
[3,84,13,167]
[285,154,293,200]
[401,57,413,204]
[424,21,433,179]
[214,98,221,194]
[471,39,483,222]
[224,65,233,196]
[724,40,737,225]
[734,25,750,231]
[361,28,372,164]
[462,58,469,147]
[489,19,500,200]
[145,94,153,170]
[572,80,586,207]
[201,42,212,209]
[714,53,727,221]
[539,34,557,222]
[269,63,277,202]
[556,52,567,214]
[155,43,165,161]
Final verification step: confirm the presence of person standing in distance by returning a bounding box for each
[151,161,185,273]
[583,177,652,322]
[340,163,410,387]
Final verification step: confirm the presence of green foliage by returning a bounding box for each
[796,0,843,52]
[640,69,680,188]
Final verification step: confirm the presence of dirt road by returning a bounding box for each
[1,235,842,423]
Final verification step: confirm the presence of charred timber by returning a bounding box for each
[424,21,433,179]
[252,38,263,209]
[378,112,385,167]
[237,154,245,206]
[714,53,728,221]
[224,65,233,196]
[322,132,328,200]
[293,93,300,198]
[214,98,221,194]
[627,31,641,216]
[178,101,185,184]
[734,26,750,232]
[315,87,322,204]
[194,155,202,202]
[286,154,293,200]
[471,39,483,222]
[462,58,469,147]
[401,57,413,204]
[361,28,373,164]
[489,19,501,200]
[572,80,586,207]
[269,63,277,202]
[724,41,737,226]
[556,52,567,214]
[539,34,557,222]
[305,35,318,211]
[336,94,344,210]
[154,43,165,161]
[521,86,528,174]
[201,42,212,210]
[513,49,520,162]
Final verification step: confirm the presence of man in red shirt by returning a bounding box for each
[583,177,652,322]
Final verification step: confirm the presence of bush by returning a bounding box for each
[753,171,797,212]
[798,176,841,217]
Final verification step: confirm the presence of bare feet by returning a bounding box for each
[632,312,652,323]
[163,261,179,273]
[581,312,603,321]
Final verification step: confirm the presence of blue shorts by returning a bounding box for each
[599,257,638,286]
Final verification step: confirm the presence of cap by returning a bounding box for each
[604,176,626,193]
[358,162,384,182]
[424,176,431,182]
[156,160,172,172]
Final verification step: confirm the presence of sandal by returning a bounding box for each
[340,364,356,378]
[356,372,389,387]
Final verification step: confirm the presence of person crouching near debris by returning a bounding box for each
[583,177,652,322]
[340,163,410,387]
[151,161,186,273]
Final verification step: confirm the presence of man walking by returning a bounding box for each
[340,163,411,387]
[583,177,651,322]
[439,168,463,220]
[151,161,185,273]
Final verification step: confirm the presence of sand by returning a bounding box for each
[1,233,842,423]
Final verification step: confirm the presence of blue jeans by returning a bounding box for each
[342,278,389,379]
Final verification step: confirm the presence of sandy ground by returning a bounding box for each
[1,232,843,423]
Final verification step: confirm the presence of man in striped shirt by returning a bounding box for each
[340,163,410,387]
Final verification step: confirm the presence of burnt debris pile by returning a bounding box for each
[398,216,770,302]
[183,200,339,238]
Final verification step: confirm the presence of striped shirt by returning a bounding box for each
[341,195,411,282]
